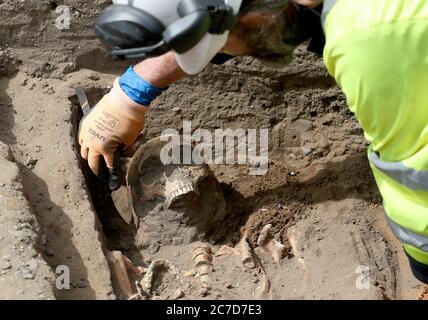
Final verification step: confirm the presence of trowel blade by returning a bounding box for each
[75,86,91,116]
[111,185,134,225]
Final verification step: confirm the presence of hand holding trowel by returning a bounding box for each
[75,86,163,228]
[75,86,123,192]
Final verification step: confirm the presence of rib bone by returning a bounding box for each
[239,236,256,269]
[257,224,287,265]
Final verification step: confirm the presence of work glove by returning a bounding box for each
[79,78,148,178]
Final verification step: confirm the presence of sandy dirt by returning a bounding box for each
[0,0,423,299]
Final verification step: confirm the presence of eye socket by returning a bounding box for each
[138,155,164,185]
[137,143,191,184]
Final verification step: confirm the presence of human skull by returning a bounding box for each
[112,137,219,228]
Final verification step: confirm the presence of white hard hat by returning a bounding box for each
[113,0,243,75]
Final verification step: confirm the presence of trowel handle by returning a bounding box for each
[98,146,123,192]
[108,146,124,191]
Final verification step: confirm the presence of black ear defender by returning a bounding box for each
[95,0,239,60]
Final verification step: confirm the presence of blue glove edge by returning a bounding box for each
[118,66,164,106]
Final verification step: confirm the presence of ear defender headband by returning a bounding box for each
[95,0,240,60]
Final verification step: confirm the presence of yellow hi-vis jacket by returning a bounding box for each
[323,0,428,265]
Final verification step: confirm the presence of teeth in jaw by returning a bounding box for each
[167,185,194,202]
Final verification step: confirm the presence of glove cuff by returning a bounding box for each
[119,66,164,106]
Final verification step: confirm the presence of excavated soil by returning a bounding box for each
[0,0,423,300]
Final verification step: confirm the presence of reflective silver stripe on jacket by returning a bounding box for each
[321,0,338,30]
[385,213,428,253]
[370,151,428,191]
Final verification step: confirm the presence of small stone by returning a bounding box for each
[1,261,12,270]
[28,259,38,272]
[171,289,184,300]
[44,247,55,257]
[87,72,100,81]
[45,87,55,95]
[302,146,313,156]
[41,234,47,246]
[182,270,196,278]
[198,288,209,297]
[23,273,35,280]
[226,280,242,289]
[25,157,38,167]
[76,279,87,288]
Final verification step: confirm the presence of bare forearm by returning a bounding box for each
[134,51,188,89]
